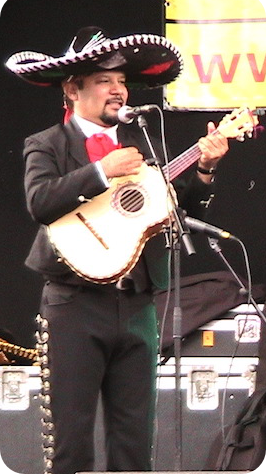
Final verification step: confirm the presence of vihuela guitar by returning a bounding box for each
[47,107,258,284]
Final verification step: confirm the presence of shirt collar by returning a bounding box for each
[73,113,119,144]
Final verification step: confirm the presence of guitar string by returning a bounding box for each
[119,189,145,212]
[114,189,145,213]
[163,144,201,181]
[112,145,202,213]
[163,125,224,181]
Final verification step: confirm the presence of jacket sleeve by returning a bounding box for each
[176,172,215,220]
[24,129,108,225]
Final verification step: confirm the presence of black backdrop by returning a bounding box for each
[1,0,266,348]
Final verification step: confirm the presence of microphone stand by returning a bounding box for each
[208,237,266,323]
[137,114,196,471]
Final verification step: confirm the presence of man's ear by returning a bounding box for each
[63,80,79,101]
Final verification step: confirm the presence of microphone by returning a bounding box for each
[184,216,237,240]
[118,104,157,124]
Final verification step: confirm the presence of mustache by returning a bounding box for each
[105,96,124,106]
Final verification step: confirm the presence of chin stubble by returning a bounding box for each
[99,111,119,126]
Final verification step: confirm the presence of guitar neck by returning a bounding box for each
[162,142,201,181]
[161,106,259,182]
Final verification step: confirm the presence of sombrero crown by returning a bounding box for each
[5,26,183,88]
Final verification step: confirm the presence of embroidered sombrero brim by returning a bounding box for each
[5,28,183,89]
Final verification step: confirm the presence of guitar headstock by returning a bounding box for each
[217,107,259,141]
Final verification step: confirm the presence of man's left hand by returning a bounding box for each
[197,121,229,183]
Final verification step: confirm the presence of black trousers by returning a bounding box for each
[39,281,158,474]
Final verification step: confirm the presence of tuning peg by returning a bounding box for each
[236,134,245,142]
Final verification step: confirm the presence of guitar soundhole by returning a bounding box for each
[112,183,147,216]
[120,189,144,212]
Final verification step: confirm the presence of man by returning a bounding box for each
[6,27,228,474]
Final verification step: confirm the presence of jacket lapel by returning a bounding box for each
[63,119,148,167]
[64,118,89,166]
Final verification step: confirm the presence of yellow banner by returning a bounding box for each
[165,0,266,110]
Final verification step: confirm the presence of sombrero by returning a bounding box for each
[5,26,183,89]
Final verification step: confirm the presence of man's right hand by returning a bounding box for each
[101,146,144,178]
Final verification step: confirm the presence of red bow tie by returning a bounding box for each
[85,133,121,162]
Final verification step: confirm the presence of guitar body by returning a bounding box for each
[47,163,174,283]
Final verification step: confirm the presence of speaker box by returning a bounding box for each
[0,366,43,474]
[0,302,262,474]
[153,304,261,471]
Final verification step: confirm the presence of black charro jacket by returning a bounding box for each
[23,117,212,292]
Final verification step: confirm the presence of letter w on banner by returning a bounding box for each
[165,0,266,110]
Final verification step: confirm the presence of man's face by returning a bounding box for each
[65,71,128,126]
